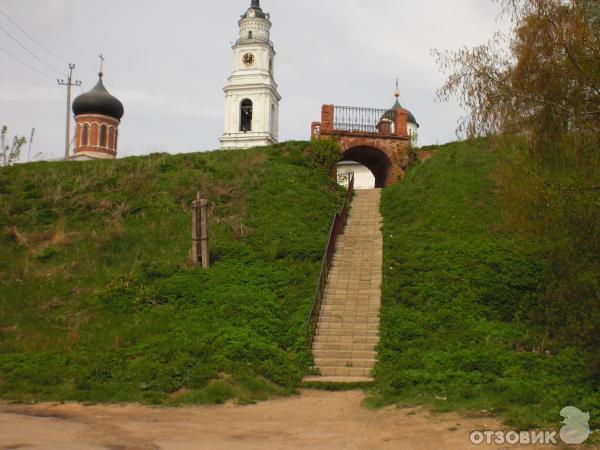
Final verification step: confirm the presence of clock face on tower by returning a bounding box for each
[242,53,255,67]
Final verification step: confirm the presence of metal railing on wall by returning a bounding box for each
[333,105,392,133]
[307,174,355,347]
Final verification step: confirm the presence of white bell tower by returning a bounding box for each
[220,0,281,149]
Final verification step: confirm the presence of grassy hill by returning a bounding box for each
[372,140,599,431]
[1,139,597,433]
[0,142,343,404]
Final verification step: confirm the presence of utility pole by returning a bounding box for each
[58,64,81,161]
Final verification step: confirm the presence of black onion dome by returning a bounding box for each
[381,99,419,127]
[241,0,267,19]
[72,73,124,121]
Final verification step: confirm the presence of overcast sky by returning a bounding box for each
[0,0,504,160]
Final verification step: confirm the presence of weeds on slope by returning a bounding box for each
[0,142,343,404]
[371,140,599,432]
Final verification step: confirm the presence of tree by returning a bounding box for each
[434,0,599,151]
[434,0,599,366]
[1,126,27,167]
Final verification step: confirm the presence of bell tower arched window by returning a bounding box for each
[240,99,253,132]
[248,31,253,40]
[99,125,107,147]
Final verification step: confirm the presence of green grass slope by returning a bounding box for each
[0,143,343,404]
[373,140,599,430]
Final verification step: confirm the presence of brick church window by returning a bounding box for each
[82,124,89,146]
[99,125,107,147]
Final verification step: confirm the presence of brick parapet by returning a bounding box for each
[394,109,408,137]
[321,105,334,132]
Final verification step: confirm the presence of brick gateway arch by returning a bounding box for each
[311,104,412,187]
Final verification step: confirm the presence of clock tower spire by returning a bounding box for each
[220,0,281,149]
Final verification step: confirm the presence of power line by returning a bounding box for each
[0,7,68,64]
[56,81,66,100]
[0,45,56,79]
[0,22,65,75]
[74,67,84,91]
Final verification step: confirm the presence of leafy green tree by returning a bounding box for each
[1,126,27,167]
[434,0,599,366]
[434,0,599,148]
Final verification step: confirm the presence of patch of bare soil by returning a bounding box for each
[0,390,560,450]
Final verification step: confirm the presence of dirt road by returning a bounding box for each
[0,390,557,450]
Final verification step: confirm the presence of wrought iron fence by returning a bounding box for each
[307,174,355,348]
[333,105,391,133]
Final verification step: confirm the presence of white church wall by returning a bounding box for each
[337,162,376,190]
[408,122,419,145]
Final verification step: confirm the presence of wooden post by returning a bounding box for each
[199,199,209,269]
[191,192,202,267]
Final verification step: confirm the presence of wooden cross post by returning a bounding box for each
[192,192,209,269]
[199,198,209,269]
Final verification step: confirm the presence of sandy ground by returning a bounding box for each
[0,390,564,450]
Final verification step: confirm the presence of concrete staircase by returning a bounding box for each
[304,189,383,383]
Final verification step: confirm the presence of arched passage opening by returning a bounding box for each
[338,146,392,188]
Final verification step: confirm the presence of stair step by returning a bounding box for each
[315,367,373,377]
[315,329,378,337]
[316,321,379,329]
[324,290,380,296]
[323,291,380,296]
[318,321,379,327]
[321,302,381,308]
[322,298,380,303]
[320,312,379,319]
[320,309,379,315]
[318,316,380,324]
[313,342,376,352]
[321,305,380,311]
[314,350,377,359]
[302,376,374,384]
[313,335,379,345]
[316,322,379,330]
[314,358,377,368]
[316,329,379,336]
